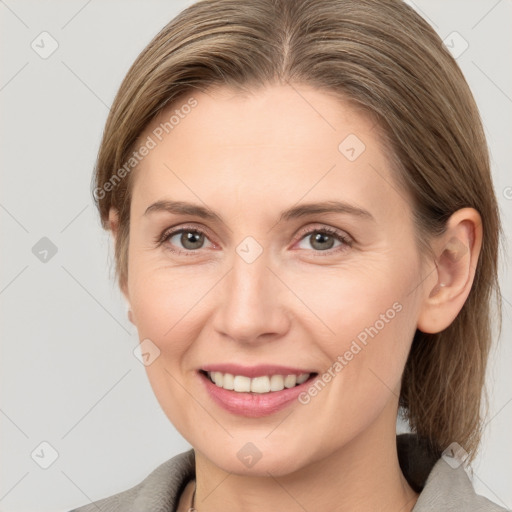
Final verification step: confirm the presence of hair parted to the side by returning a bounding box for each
[92,0,502,463]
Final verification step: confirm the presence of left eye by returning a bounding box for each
[296,228,350,252]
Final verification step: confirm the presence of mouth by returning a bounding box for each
[197,368,319,418]
[199,369,318,394]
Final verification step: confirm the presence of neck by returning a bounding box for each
[186,408,419,512]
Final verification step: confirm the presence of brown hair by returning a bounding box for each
[92,0,502,462]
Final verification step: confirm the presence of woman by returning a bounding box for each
[71,0,506,510]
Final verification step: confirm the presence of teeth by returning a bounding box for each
[212,371,223,387]
[233,375,251,392]
[296,373,309,384]
[270,374,285,391]
[222,373,234,390]
[284,375,297,388]
[251,376,270,393]
[207,371,311,393]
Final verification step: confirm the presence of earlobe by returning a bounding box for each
[417,208,482,334]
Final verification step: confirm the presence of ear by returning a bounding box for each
[417,208,483,334]
[108,207,130,305]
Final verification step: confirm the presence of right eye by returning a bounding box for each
[157,225,215,255]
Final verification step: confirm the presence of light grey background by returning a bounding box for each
[0,1,510,510]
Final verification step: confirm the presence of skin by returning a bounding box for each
[109,84,482,512]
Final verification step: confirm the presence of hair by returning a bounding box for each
[92,0,502,463]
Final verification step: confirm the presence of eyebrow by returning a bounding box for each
[144,199,374,223]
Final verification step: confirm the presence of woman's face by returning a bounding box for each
[122,84,430,475]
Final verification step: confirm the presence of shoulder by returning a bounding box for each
[396,434,509,512]
[67,448,195,512]
[413,457,509,511]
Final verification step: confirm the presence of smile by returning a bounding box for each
[205,370,311,393]
[198,368,319,417]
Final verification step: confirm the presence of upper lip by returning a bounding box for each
[200,364,317,378]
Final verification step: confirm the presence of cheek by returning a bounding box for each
[289,254,419,351]
[293,257,420,411]
[129,270,209,351]
[127,250,228,400]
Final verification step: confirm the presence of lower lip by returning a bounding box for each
[198,371,317,418]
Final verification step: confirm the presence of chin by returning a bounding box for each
[193,435,319,477]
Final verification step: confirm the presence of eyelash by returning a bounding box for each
[155,224,353,257]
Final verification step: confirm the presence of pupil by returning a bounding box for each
[312,232,334,250]
[182,231,203,249]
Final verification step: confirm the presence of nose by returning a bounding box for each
[211,247,291,345]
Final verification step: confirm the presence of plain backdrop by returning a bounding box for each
[0,1,511,510]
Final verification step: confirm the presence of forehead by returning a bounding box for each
[144,84,374,155]
[130,84,407,221]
